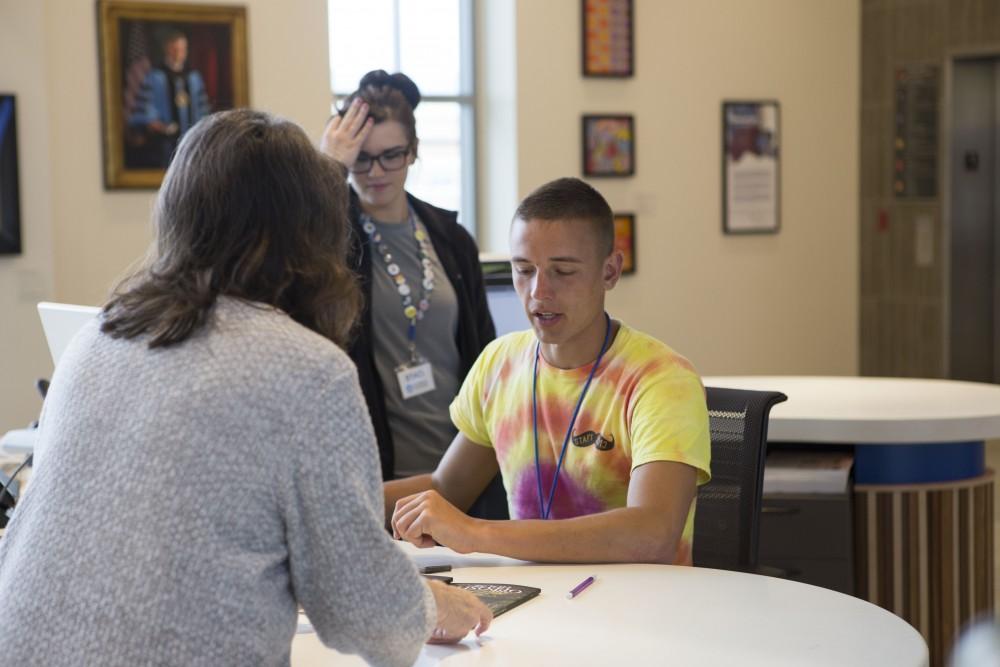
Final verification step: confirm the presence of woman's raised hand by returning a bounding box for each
[319,98,374,169]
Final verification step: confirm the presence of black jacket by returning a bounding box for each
[346,189,496,480]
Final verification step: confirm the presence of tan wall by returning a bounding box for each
[0,1,57,428]
[0,0,332,429]
[46,0,333,306]
[513,0,860,377]
[0,0,861,429]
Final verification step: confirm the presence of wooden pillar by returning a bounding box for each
[855,472,994,667]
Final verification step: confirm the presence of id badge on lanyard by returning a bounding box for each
[362,210,437,400]
[397,333,435,399]
[396,358,435,400]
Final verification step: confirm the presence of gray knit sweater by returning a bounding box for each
[0,297,434,666]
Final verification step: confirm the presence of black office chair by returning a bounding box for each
[693,386,787,572]
[466,473,510,520]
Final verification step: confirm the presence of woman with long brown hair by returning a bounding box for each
[0,109,489,665]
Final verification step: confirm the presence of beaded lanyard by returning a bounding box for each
[361,207,436,363]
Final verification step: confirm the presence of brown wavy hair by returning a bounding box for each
[102,108,361,348]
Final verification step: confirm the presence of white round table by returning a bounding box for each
[291,543,928,667]
[704,375,1000,444]
[703,375,1000,666]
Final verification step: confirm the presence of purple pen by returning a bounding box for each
[566,575,596,599]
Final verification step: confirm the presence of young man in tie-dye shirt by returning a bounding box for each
[385,178,711,565]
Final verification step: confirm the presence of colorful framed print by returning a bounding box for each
[722,100,780,234]
[582,114,634,177]
[613,213,635,274]
[582,0,633,77]
[0,94,21,255]
[98,1,249,189]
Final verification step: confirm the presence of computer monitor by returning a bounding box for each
[486,285,529,337]
[481,257,529,337]
[37,302,100,366]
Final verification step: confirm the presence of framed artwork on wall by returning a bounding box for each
[97,0,249,189]
[613,213,635,274]
[582,114,634,177]
[582,0,633,77]
[722,100,780,234]
[0,94,21,255]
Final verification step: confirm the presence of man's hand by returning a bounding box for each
[426,580,492,643]
[319,98,373,169]
[392,490,481,553]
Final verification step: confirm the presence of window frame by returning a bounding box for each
[328,0,479,237]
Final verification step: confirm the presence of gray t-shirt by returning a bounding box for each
[368,216,462,477]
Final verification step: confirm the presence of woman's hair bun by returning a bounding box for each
[358,69,421,110]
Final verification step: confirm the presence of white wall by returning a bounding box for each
[512,0,860,377]
[0,0,332,430]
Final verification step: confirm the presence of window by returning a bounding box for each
[328,0,476,233]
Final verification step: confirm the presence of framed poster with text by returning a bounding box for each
[722,100,780,234]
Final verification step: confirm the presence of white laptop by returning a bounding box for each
[37,302,100,366]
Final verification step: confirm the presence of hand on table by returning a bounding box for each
[426,580,492,644]
[392,489,479,554]
[319,98,373,169]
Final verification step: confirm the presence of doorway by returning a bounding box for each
[949,56,1000,383]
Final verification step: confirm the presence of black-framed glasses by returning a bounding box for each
[351,146,411,174]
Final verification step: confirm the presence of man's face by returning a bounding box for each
[510,217,621,356]
[164,37,188,71]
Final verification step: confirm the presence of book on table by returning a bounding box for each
[296,582,541,634]
[451,582,541,617]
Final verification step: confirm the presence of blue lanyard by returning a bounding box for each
[533,313,612,520]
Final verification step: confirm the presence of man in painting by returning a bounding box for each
[127,29,211,168]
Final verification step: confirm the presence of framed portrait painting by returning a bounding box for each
[613,213,635,274]
[0,94,21,255]
[722,100,780,234]
[97,1,249,189]
[582,0,633,77]
[582,114,634,177]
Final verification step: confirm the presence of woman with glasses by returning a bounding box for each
[321,70,505,517]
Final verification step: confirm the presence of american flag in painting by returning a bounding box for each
[122,21,151,118]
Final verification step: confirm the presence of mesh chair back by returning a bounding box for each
[693,386,787,571]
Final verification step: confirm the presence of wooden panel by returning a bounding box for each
[855,473,993,667]
[855,489,870,599]
[948,0,1000,47]
[861,4,892,104]
[857,1,1000,379]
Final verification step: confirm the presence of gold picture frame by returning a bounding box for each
[98,1,249,189]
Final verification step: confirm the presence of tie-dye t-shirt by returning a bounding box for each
[449,322,711,566]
